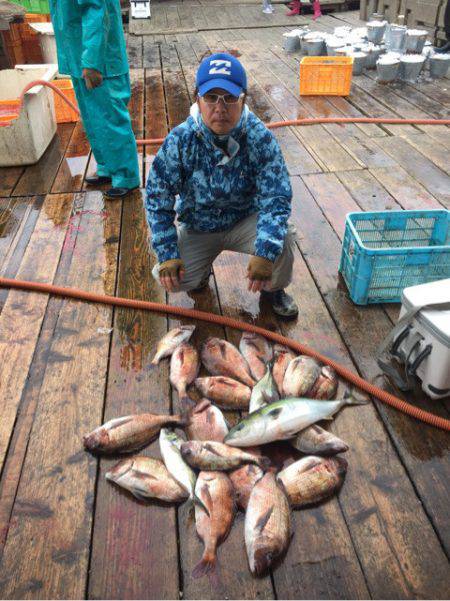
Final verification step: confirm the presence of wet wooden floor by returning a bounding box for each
[0,6,449,600]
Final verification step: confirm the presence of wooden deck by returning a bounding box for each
[0,6,449,599]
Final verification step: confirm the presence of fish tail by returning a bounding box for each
[193,493,210,517]
[178,398,194,425]
[342,388,369,406]
[150,354,160,366]
[192,548,217,579]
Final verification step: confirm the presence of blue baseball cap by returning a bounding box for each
[196,53,247,97]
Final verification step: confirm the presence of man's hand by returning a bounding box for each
[82,68,103,90]
[247,256,273,293]
[159,259,185,292]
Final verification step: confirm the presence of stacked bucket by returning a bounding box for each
[283,20,450,82]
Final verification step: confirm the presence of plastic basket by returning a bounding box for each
[300,56,353,96]
[0,100,21,127]
[339,210,450,304]
[22,38,43,63]
[1,31,25,66]
[52,79,79,124]
[9,0,50,14]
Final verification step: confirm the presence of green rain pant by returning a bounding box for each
[72,73,140,189]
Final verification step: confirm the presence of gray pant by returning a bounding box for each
[152,213,296,292]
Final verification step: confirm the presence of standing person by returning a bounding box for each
[145,53,299,319]
[49,0,140,198]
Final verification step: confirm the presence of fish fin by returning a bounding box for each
[192,549,217,579]
[257,456,272,471]
[343,388,369,406]
[130,487,150,501]
[267,407,283,419]
[132,470,158,482]
[203,443,222,457]
[193,399,211,415]
[255,505,274,533]
[194,492,211,517]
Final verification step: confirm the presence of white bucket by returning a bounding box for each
[429,54,450,78]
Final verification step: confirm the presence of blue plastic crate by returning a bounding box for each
[339,209,450,305]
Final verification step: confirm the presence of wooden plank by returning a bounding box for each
[0,191,121,599]
[0,194,85,554]
[370,165,445,210]
[352,74,450,144]
[126,33,143,68]
[399,132,450,175]
[0,197,44,315]
[0,197,32,268]
[129,68,145,187]
[177,3,197,29]
[212,250,370,600]
[408,80,450,110]
[0,193,73,475]
[166,4,182,29]
[295,174,450,565]
[12,124,75,197]
[144,59,169,182]
[373,135,450,206]
[337,169,400,211]
[160,42,192,129]
[365,72,450,119]
[88,191,180,600]
[0,167,24,197]
[143,38,161,69]
[51,121,90,194]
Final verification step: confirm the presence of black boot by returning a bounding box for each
[435,41,450,53]
[261,289,299,319]
[85,174,112,186]
[104,186,139,199]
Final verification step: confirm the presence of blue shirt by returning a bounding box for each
[145,105,292,264]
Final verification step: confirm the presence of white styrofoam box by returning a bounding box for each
[30,22,68,77]
[0,64,58,166]
[131,0,151,19]
[399,278,450,399]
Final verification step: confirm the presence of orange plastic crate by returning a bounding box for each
[0,100,21,127]
[52,79,80,123]
[22,37,43,63]
[1,31,25,66]
[299,56,353,96]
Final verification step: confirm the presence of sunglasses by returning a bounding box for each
[201,92,244,105]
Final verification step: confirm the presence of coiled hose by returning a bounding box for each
[0,277,449,431]
[2,79,449,432]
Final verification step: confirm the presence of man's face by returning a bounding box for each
[198,87,244,135]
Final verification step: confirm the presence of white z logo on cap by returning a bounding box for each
[209,60,232,75]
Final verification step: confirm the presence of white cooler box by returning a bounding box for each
[131,0,151,18]
[392,279,450,399]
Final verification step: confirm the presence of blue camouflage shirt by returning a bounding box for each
[145,104,292,264]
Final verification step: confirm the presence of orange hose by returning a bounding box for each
[13,79,450,145]
[0,276,449,432]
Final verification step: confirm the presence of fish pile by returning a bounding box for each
[83,326,367,578]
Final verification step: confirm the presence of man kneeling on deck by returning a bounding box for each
[145,53,298,319]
